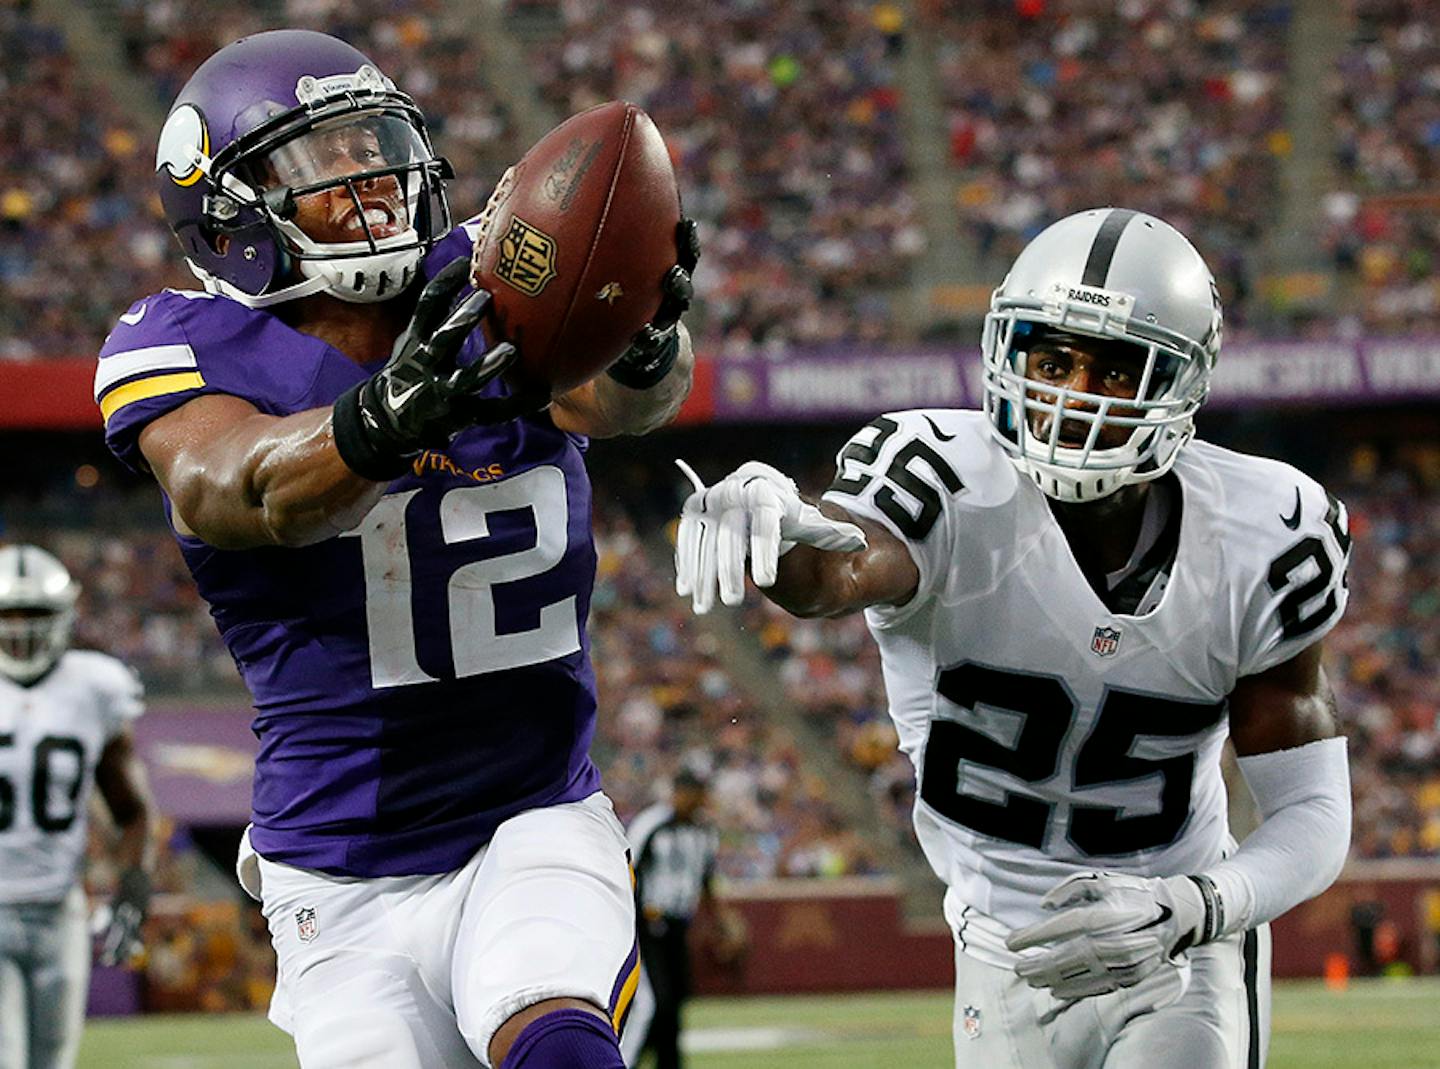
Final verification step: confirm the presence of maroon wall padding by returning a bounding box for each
[1270,864,1440,978]
[691,878,952,995]
[0,359,100,428]
[691,867,1440,996]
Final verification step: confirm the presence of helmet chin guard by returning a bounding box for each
[292,236,423,305]
[980,208,1222,504]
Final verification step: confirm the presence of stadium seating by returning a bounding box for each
[1327,0,1440,333]
[519,0,923,355]
[0,6,188,361]
[929,0,1292,332]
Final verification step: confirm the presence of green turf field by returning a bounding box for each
[76,978,1440,1068]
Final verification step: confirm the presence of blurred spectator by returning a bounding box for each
[1328,0,1440,333]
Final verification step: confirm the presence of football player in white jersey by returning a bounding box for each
[674,209,1352,1068]
[0,545,157,1069]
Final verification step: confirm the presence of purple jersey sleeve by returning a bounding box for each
[97,289,364,473]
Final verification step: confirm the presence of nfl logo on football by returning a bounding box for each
[295,907,319,943]
[962,1005,982,1040]
[1090,626,1122,658]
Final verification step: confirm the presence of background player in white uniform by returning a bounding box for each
[0,545,156,1069]
[674,209,1353,1068]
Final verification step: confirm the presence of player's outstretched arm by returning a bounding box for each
[139,260,520,550]
[140,396,390,549]
[550,321,694,437]
[675,461,919,617]
[1204,639,1351,926]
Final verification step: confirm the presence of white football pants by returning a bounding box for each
[239,792,639,1069]
[952,925,1271,1069]
[0,887,90,1069]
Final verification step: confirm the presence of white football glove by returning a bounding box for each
[1006,872,1207,1000]
[674,459,867,614]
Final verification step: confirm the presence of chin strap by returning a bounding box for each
[190,261,332,308]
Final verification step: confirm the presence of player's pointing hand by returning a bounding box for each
[674,459,867,614]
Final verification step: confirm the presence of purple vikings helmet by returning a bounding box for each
[155,30,453,307]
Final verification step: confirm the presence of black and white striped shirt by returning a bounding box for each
[628,803,719,923]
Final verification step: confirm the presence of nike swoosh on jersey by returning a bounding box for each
[118,304,147,325]
[1280,488,1302,530]
[923,415,956,442]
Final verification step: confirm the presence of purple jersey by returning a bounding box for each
[96,226,602,876]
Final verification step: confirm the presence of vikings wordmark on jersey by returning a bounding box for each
[823,410,1350,963]
[97,224,604,878]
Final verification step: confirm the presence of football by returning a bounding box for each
[469,101,682,397]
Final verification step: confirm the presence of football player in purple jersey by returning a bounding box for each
[95,30,697,1069]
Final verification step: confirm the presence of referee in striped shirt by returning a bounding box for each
[620,768,742,1069]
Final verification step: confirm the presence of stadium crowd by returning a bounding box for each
[0,3,186,361]
[931,0,1292,332]
[522,0,924,356]
[4,0,922,363]
[1326,444,1440,859]
[8,0,1440,360]
[1327,0,1440,333]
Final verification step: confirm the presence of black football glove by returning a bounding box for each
[332,257,535,480]
[98,867,151,967]
[607,217,700,390]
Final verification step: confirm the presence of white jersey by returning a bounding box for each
[0,651,144,903]
[822,410,1350,964]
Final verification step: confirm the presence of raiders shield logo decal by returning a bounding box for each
[295,907,319,943]
[1090,626,1121,657]
[495,216,558,296]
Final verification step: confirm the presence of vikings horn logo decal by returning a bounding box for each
[156,104,209,188]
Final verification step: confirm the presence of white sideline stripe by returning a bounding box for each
[94,344,199,399]
[151,1058,292,1068]
[683,1026,828,1052]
